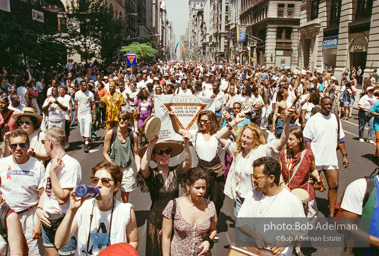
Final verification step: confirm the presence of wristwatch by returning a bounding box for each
[342,154,347,157]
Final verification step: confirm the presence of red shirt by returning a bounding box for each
[0,110,18,141]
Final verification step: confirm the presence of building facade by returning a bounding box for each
[188,0,205,53]
[240,0,301,67]
[299,0,378,79]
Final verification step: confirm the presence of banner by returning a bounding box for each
[0,0,10,12]
[322,36,338,49]
[32,9,44,23]
[154,95,215,141]
[237,25,247,42]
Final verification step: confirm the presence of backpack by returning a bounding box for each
[334,168,379,217]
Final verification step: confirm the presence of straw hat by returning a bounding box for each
[12,107,43,122]
[138,141,184,158]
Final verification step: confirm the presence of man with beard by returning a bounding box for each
[303,96,349,217]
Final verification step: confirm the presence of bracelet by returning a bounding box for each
[32,151,36,157]
[203,236,214,249]
[342,154,347,157]
[226,123,233,131]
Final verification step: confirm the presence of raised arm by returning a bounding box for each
[140,136,158,178]
[169,111,186,135]
[181,130,192,174]
[272,106,295,151]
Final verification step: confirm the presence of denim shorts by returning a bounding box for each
[42,224,76,255]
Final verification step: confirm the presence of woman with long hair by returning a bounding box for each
[170,110,226,223]
[216,107,296,217]
[162,168,217,256]
[279,127,321,256]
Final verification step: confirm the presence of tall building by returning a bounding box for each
[138,0,151,36]
[299,0,378,78]
[188,0,205,53]
[227,0,241,62]
[239,0,301,67]
[125,0,138,39]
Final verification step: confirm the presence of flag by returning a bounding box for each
[238,25,247,42]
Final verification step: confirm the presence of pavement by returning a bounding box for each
[65,108,378,256]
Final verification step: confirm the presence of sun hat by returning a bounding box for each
[138,140,184,158]
[12,107,43,122]
[367,86,374,91]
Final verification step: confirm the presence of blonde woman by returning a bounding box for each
[216,107,295,217]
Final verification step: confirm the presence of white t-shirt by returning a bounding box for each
[29,129,46,157]
[202,82,213,98]
[75,199,133,255]
[214,92,225,111]
[17,86,28,106]
[136,80,147,92]
[303,112,345,167]
[62,94,72,120]
[302,102,314,121]
[43,154,82,214]
[340,177,375,216]
[0,156,45,212]
[358,95,377,110]
[43,96,68,122]
[75,90,94,116]
[237,188,306,256]
[226,140,279,198]
[175,87,193,96]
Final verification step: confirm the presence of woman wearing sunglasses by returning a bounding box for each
[137,131,192,256]
[3,107,50,162]
[55,161,139,255]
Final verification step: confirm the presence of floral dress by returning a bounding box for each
[162,199,217,256]
[137,164,183,256]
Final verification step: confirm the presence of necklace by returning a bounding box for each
[257,191,280,215]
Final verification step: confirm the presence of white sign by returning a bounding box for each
[32,9,44,23]
[0,0,10,12]
[154,95,215,141]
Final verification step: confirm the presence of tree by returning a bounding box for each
[121,42,158,61]
[63,0,124,63]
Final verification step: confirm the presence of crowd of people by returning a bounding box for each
[0,61,379,256]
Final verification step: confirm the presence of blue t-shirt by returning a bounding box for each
[370,101,379,131]
[222,117,251,139]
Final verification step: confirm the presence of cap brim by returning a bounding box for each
[12,113,43,122]
[138,141,184,158]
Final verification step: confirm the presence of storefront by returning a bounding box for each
[322,36,338,70]
[349,33,368,70]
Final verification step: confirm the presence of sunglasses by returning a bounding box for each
[18,120,31,125]
[155,149,171,155]
[199,119,209,124]
[91,177,114,187]
[10,143,28,150]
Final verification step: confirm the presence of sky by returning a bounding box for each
[166,0,189,43]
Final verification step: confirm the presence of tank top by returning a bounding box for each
[110,135,132,167]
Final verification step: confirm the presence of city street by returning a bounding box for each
[65,109,378,256]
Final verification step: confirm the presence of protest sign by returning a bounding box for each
[154,95,215,141]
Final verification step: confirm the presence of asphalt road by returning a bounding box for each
[65,109,378,256]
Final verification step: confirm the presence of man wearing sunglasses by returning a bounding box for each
[0,129,45,255]
[36,127,82,256]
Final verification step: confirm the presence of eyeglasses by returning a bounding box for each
[10,143,28,150]
[155,148,171,155]
[199,119,209,124]
[91,177,114,187]
[18,120,31,125]
[252,175,266,183]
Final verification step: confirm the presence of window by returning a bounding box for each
[310,0,319,20]
[330,0,341,21]
[287,4,294,17]
[278,4,285,17]
[276,27,292,40]
[356,0,373,20]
